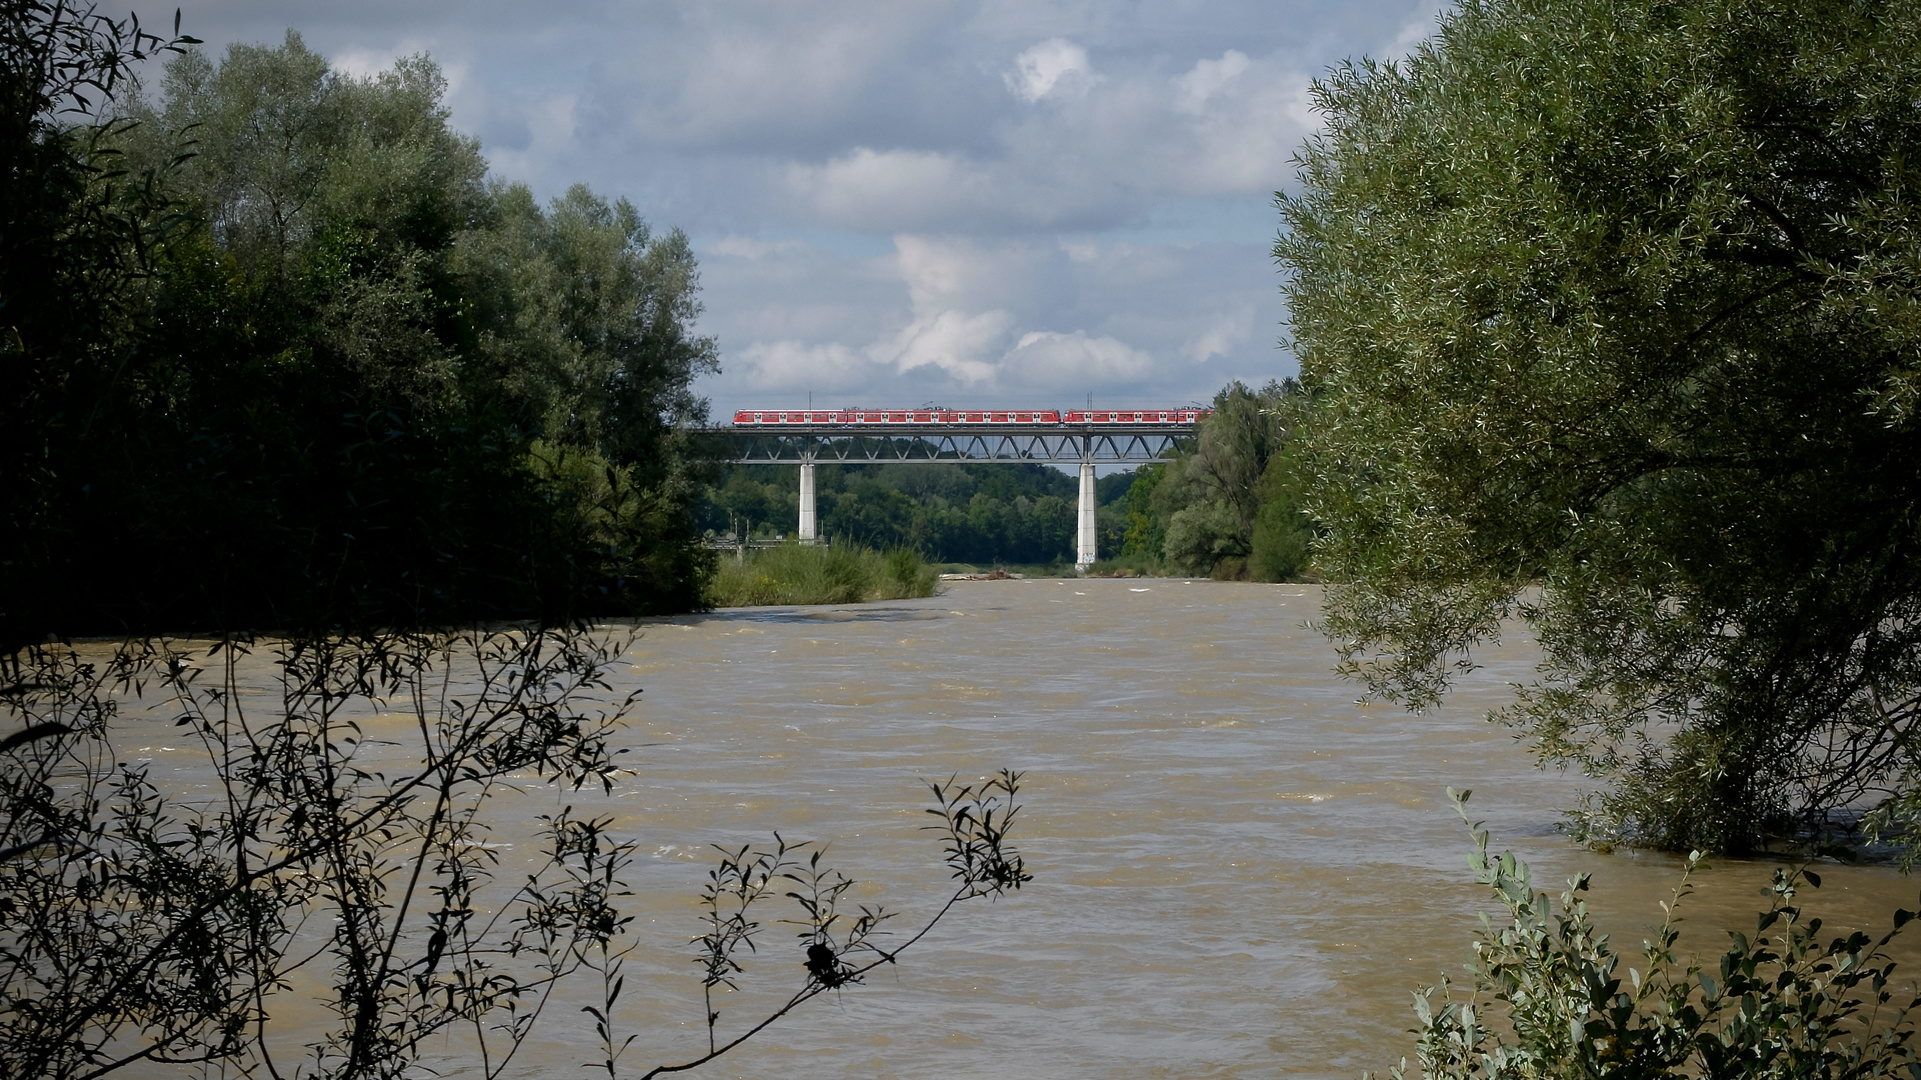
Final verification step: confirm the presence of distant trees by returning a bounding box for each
[3,24,718,646]
[703,463,1082,566]
[1281,0,1921,853]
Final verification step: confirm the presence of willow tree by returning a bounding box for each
[1280,0,1921,854]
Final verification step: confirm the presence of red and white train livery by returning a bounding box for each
[729,408,1210,425]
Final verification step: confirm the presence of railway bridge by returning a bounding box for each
[698,408,1207,567]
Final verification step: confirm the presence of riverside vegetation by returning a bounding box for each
[3,9,721,648]
[1285,0,1921,1073]
[707,543,939,607]
[1285,0,1921,857]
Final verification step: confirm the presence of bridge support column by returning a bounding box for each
[1077,462,1097,569]
[797,460,817,542]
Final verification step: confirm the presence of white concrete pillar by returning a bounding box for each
[1077,462,1097,567]
[798,461,817,542]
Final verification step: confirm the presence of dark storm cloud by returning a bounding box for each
[158,0,1439,411]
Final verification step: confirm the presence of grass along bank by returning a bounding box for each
[708,544,940,607]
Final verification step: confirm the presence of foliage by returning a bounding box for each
[637,770,1029,1077]
[707,542,938,607]
[0,629,635,1079]
[702,462,1085,566]
[1140,380,1315,580]
[699,393,1322,578]
[1381,791,1921,1079]
[1280,0,1921,853]
[1119,464,1168,561]
[0,633,1027,1079]
[3,18,718,645]
[0,0,197,653]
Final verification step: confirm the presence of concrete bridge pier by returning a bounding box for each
[1077,462,1097,569]
[798,459,817,542]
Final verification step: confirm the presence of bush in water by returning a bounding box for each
[1376,791,1921,1079]
[708,543,939,607]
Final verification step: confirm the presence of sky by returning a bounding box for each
[162,0,1441,417]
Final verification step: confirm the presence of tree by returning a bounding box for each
[0,0,196,653]
[2,27,720,638]
[1150,380,1312,579]
[1280,0,1921,853]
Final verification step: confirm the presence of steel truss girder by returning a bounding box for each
[703,424,1189,465]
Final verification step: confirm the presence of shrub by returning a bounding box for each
[707,543,938,607]
[1380,792,1921,1079]
[0,631,1024,1079]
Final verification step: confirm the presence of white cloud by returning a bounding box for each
[731,339,877,390]
[1002,330,1153,385]
[330,46,397,81]
[1390,10,1442,53]
[879,308,1017,383]
[168,0,1406,414]
[1182,310,1253,363]
[784,149,1002,231]
[1006,38,1097,103]
[1173,49,1249,113]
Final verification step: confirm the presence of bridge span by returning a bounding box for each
[698,411,1205,567]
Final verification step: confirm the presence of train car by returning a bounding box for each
[1060,409,1213,424]
[730,409,1070,425]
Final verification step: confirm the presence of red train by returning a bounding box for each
[729,408,1211,425]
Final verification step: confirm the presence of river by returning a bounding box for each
[109,578,1921,1078]
[470,577,1919,1079]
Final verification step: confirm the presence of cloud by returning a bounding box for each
[330,45,400,81]
[1002,330,1153,385]
[879,308,1018,383]
[709,235,808,261]
[730,339,877,391]
[170,0,1424,415]
[1182,310,1253,363]
[784,149,998,231]
[1173,49,1249,113]
[484,94,578,184]
[1006,38,1097,103]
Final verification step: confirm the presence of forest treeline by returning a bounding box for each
[702,380,1318,579]
[3,27,718,649]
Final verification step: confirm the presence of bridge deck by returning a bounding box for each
[699,422,1196,465]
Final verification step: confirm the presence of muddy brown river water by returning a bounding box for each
[119,579,1921,1078]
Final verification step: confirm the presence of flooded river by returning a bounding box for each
[117,579,1921,1078]
[489,577,1920,1079]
